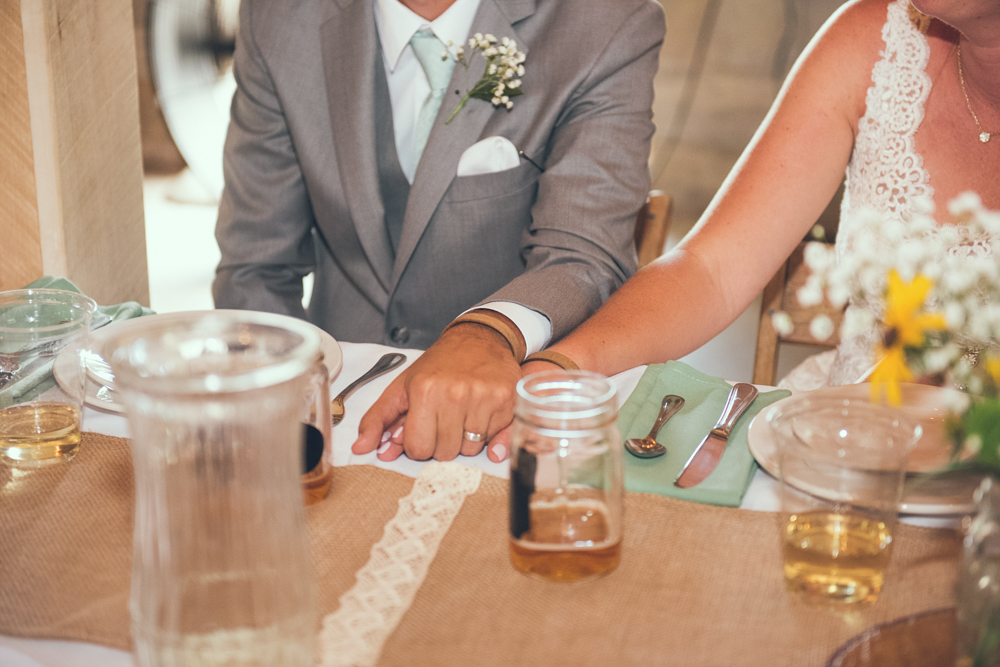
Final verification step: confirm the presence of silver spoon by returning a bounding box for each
[95,384,118,403]
[625,394,685,458]
[331,353,407,425]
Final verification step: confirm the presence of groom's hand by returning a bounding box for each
[474,359,555,462]
[352,323,522,461]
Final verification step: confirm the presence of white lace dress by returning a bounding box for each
[779,0,995,392]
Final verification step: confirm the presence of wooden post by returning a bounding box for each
[0,0,149,306]
[1,0,43,291]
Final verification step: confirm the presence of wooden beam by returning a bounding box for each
[0,1,43,291]
[3,0,149,306]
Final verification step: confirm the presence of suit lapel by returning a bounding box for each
[320,0,394,292]
[390,0,535,288]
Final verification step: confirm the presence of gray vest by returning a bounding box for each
[373,53,410,256]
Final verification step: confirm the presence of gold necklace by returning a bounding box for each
[957,44,997,144]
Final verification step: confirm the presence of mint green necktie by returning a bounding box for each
[410,29,456,165]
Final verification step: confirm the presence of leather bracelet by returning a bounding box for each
[442,309,527,363]
[522,350,580,371]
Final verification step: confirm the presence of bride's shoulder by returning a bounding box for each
[791,0,896,121]
[811,0,893,58]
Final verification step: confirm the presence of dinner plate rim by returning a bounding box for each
[747,387,978,516]
[54,310,343,413]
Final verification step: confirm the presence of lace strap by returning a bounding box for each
[839,0,933,260]
[319,462,483,667]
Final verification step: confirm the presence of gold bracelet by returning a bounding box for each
[442,309,527,362]
[522,350,580,371]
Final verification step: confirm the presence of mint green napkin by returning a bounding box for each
[0,277,154,407]
[618,361,790,507]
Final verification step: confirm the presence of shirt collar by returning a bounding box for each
[375,0,482,71]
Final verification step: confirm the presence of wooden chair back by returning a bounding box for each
[634,191,673,269]
[753,241,844,386]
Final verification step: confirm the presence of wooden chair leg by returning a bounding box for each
[753,262,787,386]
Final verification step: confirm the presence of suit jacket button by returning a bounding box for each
[390,326,409,345]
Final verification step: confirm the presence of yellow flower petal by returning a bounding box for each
[881,270,946,348]
[869,346,912,406]
[986,357,1000,383]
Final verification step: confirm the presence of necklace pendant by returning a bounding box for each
[981,132,992,143]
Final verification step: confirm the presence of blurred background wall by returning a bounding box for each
[135,0,847,381]
[651,0,844,242]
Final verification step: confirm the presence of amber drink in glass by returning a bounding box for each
[767,394,921,605]
[299,357,332,506]
[509,370,623,582]
[0,289,95,466]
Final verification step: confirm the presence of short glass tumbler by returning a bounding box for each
[767,395,921,605]
[103,311,320,666]
[0,289,95,466]
[509,370,623,583]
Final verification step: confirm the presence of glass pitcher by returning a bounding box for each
[103,311,320,666]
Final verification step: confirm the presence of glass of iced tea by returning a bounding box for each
[767,394,922,605]
[300,356,332,506]
[509,370,623,583]
[0,289,96,466]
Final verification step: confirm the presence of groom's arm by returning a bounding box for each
[354,0,665,463]
[213,0,315,318]
[484,0,665,340]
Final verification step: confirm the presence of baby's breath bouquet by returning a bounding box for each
[446,33,525,123]
[773,193,1000,477]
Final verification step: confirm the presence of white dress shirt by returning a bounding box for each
[374,0,551,354]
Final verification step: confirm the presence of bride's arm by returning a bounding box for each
[546,0,888,376]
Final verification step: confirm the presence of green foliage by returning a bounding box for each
[949,398,1000,479]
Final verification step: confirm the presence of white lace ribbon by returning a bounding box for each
[319,462,483,667]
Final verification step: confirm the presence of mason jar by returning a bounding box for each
[509,370,623,583]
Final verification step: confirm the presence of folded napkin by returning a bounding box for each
[617,361,790,507]
[0,277,154,408]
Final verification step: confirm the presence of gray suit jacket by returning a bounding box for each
[214,0,665,349]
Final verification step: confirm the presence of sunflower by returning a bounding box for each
[870,346,913,405]
[986,356,1000,384]
[870,270,947,404]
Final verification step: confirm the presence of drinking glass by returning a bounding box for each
[0,289,96,466]
[103,311,320,666]
[767,394,922,605]
[957,478,1000,666]
[509,370,623,583]
[301,357,333,505]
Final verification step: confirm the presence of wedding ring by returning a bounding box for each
[462,430,485,442]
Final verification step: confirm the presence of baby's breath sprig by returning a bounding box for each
[445,33,525,124]
[771,193,1000,477]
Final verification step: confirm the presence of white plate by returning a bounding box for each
[54,311,343,414]
[747,384,982,515]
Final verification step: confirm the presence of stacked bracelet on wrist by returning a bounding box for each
[442,309,527,363]
[522,350,580,371]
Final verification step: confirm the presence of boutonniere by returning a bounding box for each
[446,33,526,124]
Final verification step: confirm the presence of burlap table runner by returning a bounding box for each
[0,433,961,666]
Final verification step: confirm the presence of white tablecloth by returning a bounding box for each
[0,341,954,665]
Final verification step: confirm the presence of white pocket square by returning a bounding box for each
[456,136,520,177]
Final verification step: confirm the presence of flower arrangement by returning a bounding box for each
[446,33,525,123]
[773,193,1000,475]
[779,193,1000,665]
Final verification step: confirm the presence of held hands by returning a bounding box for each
[352,323,524,463]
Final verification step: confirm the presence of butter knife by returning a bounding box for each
[674,382,759,488]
